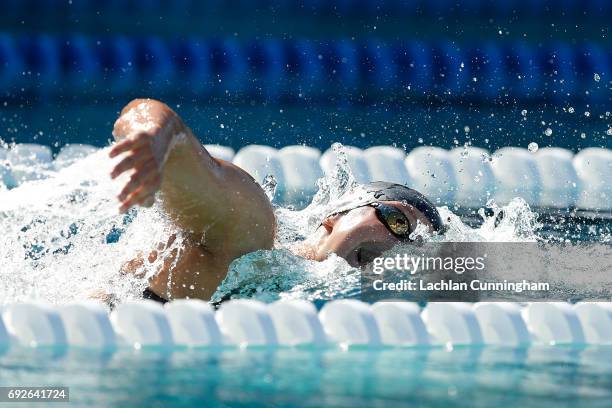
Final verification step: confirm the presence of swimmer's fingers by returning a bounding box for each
[121,193,156,213]
[119,188,152,213]
[118,193,154,213]
[117,161,159,201]
[109,132,152,158]
[109,136,138,158]
[118,176,160,213]
[110,147,152,179]
[111,153,137,179]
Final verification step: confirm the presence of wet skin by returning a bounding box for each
[293,201,434,268]
[110,99,433,301]
[110,99,275,300]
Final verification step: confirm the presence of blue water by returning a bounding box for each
[2,346,612,407]
[2,3,611,407]
[2,103,610,153]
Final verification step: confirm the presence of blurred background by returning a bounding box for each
[1,0,611,152]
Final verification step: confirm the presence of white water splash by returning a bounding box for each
[0,143,585,305]
[213,144,546,303]
[0,148,179,304]
[273,142,362,245]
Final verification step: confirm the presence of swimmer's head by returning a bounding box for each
[309,181,445,267]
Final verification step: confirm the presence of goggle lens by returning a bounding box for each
[373,203,412,239]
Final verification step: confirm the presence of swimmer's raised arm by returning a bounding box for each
[109,98,275,257]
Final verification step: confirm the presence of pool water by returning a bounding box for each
[0,144,610,304]
[2,345,612,407]
[2,4,612,406]
[0,142,610,407]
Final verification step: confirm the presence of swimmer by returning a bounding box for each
[110,99,444,302]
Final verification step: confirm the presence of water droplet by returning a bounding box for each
[544,128,553,136]
[464,125,470,133]
[417,137,423,143]
[585,111,591,117]
[262,174,277,201]
[521,109,527,116]
[568,107,574,113]
[607,128,612,136]
[594,73,601,82]
[481,153,492,163]
[580,132,587,139]
[528,142,539,153]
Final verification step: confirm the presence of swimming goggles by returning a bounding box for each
[369,202,413,241]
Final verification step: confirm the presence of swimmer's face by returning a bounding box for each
[311,201,434,267]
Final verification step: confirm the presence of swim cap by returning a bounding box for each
[326,181,445,232]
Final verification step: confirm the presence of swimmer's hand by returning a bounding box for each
[109,99,178,213]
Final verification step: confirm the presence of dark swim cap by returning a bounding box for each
[326,181,445,233]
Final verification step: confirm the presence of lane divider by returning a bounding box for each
[1,143,610,210]
[2,300,612,350]
[2,34,611,102]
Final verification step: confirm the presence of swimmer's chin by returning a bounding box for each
[286,237,362,268]
[285,240,321,261]
[285,225,335,262]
